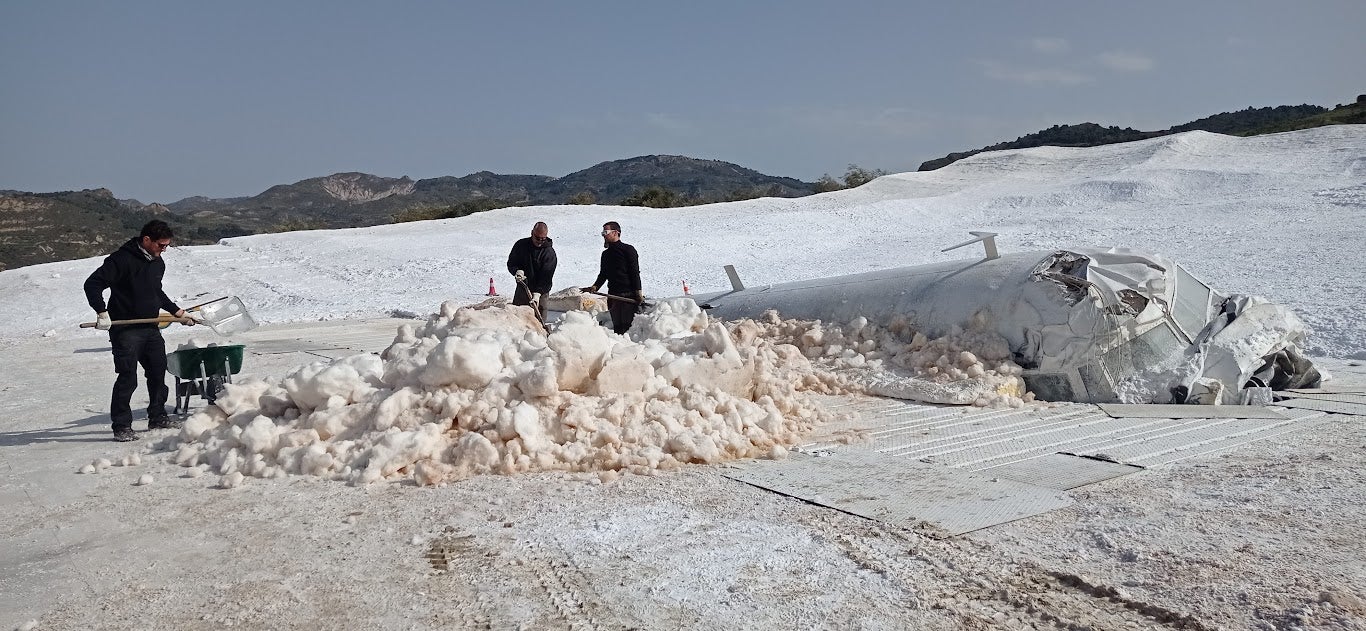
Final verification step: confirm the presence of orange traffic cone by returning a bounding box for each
[487,277,498,296]
[682,279,691,295]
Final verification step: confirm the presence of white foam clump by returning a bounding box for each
[729,310,1034,407]
[177,337,220,351]
[79,458,114,474]
[220,471,245,488]
[541,287,607,314]
[136,474,153,486]
[161,298,847,486]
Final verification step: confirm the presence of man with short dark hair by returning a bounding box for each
[581,221,644,334]
[84,220,195,442]
[506,221,557,323]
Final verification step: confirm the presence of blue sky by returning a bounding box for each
[2,0,1363,203]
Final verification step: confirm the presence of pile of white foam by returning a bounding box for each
[159,298,1035,487]
[731,310,1033,407]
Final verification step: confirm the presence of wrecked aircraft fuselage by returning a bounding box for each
[694,248,1319,404]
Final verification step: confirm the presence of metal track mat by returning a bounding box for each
[1097,403,1286,419]
[724,450,1072,537]
[806,395,1333,470]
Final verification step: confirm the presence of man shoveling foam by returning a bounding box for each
[82,220,201,442]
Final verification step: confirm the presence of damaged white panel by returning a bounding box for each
[696,247,1320,404]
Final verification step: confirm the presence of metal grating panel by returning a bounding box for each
[725,450,1071,537]
[981,453,1142,490]
[1071,415,1318,467]
[1273,398,1366,416]
[1277,392,1366,405]
[913,416,1191,469]
[1135,411,1332,464]
[812,394,1331,471]
[1098,403,1286,419]
[1287,386,1366,394]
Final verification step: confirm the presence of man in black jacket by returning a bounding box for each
[84,220,194,442]
[581,221,644,334]
[506,221,557,323]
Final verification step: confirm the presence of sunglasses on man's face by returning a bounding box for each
[148,240,171,250]
[601,229,617,236]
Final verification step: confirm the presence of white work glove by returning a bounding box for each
[514,269,526,282]
[530,292,541,305]
[175,309,197,326]
[95,311,112,330]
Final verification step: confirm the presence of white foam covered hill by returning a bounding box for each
[2,125,1363,358]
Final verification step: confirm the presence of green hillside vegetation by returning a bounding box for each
[0,189,248,272]
[1232,100,1366,134]
[920,99,1366,171]
[394,198,520,223]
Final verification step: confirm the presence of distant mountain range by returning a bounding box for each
[161,154,814,230]
[4,97,1362,271]
[1,155,814,271]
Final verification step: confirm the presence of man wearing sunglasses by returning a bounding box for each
[506,221,557,323]
[581,221,644,334]
[83,220,195,442]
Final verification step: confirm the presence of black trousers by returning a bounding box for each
[608,292,638,335]
[109,326,169,431]
[512,283,546,323]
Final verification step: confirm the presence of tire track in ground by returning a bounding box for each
[424,529,494,629]
[517,538,638,630]
[802,511,1214,630]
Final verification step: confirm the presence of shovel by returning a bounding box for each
[515,278,549,329]
[80,296,258,335]
[586,290,653,310]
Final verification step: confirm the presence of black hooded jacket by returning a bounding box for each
[506,236,557,293]
[592,240,641,295]
[84,238,181,324]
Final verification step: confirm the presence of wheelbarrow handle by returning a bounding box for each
[79,316,194,328]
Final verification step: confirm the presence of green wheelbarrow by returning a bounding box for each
[167,344,245,418]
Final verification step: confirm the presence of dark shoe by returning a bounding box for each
[113,428,137,442]
[148,417,184,430]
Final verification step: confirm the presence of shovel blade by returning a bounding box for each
[197,296,258,335]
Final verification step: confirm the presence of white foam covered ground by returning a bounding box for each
[4,128,1366,630]
[3,126,1363,359]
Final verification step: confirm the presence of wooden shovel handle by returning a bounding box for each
[79,316,193,328]
[586,290,652,308]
